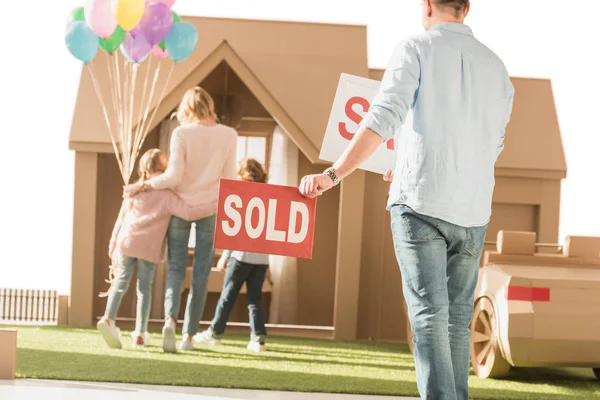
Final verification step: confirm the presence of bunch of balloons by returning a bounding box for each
[65,0,198,64]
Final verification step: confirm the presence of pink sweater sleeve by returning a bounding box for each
[109,199,129,258]
[147,129,186,190]
[165,191,217,221]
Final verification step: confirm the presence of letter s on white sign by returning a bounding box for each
[222,195,242,236]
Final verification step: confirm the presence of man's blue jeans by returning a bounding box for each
[164,214,216,336]
[390,205,487,400]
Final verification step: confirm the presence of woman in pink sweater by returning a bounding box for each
[98,148,216,349]
[127,87,237,352]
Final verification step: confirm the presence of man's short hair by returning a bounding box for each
[431,0,469,16]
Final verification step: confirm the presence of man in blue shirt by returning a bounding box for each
[299,1,514,399]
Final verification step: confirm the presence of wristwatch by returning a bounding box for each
[323,167,340,186]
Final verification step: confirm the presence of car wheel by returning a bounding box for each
[593,368,600,380]
[470,297,511,378]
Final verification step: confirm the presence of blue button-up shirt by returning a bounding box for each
[361,23,514,227]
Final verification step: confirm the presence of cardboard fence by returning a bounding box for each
[214,179,317,259]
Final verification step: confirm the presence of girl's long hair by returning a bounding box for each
[136,148,166,184]
[238,158,268,183]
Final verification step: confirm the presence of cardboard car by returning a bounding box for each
[470,231,600,378]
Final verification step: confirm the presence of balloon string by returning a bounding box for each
[134,60,163,160]
[87,61,125,181]
[137,62,175,157]
[127,63,139,180]
[124,61,134,183]
[133,57,153,157]
[122,61,129,182]
[106,54,122,145]
[114,52,125,159]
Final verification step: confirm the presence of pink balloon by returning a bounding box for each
[156,0,176,7]
[84,0,118,39]
[145,0,175,6]
[152,45,169,60]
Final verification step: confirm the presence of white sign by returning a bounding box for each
[320,73,398,175]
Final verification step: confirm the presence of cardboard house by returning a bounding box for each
[67,16,566,343]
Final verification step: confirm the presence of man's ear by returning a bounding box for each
[425,0,434,17]
[464,1,471,18]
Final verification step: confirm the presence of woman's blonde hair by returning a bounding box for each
[175,86,218,123]
[137,148,166,183]
[238,158,268,184]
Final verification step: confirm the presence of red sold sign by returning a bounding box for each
[214,179,317,259]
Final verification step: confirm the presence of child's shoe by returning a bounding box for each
[132,335,145,349]
[179,338,195,351]
[247,341,266,353]
[162,319,177,353]
[131,331,151,346]
[97,318,122,349]
[193,328,222,346]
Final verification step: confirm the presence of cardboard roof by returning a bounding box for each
[370,69,567,174]
[70,17,370,162]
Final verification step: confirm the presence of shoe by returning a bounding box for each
[193,329,222,346]
[132,335,145,349]
[162,320,177,353]
[179,339,195,351]
[131,331,151,346]
[247,341,266,353]
[97,318,122,349]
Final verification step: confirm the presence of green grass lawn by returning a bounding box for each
[12,326,600,399]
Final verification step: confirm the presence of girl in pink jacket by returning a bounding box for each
[97,148,215,349]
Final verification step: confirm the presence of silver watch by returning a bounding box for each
[324,167,340,186]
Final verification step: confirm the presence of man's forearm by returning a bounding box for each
[332,127,385,180]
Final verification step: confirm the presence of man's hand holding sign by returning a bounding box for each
[301,73,401,198]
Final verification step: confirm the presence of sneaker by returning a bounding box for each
[131,331,151,346]
[247,341,266,353]
[162,320,177,353]
[97,318,122,349]
[179,339,195,351]
[193,329,222,346]
[132,335,145,349]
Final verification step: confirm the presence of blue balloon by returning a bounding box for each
[65,21,99,64]
[165,22,198,63]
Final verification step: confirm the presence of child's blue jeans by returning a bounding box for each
[104,255,156,334]
[211,259,268,343]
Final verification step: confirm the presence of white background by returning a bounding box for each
[1,0,598,294]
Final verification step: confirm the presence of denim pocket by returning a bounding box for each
[395,207,439,242]
[464,225,488,257]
